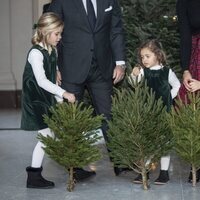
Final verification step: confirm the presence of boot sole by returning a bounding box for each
[133,180,143,184]
[154,181,169,185]
[27,185,55,189]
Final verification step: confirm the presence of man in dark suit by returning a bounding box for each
[43,0,54,13]
[43,3,50,13]
[49,0,126,179]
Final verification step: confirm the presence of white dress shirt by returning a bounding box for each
[82,0,97,17]
[82,0,125,66]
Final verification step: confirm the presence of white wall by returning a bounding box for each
[0,0,51,91]
[33,0,51,22]
[0,0,15,90]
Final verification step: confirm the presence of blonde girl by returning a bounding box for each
[21,12,75,189]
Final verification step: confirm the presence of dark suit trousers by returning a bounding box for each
[61,58,113,142]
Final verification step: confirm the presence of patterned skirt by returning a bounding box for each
[178,34,200,103]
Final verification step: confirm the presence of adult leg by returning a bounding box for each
[86,77,112,142]
[61,80,96,180]
[85,60,112,141]
[86,65,129,175]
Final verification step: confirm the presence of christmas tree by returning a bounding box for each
[107,79,173,190]
[119,0,181,77]
[38,102,104,191]
[168,93,200,187]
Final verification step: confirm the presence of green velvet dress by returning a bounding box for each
[144,67,172,112]
[21,45,57,130]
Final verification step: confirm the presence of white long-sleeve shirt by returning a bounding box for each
[82,0,125,66]
[130,65,181,99]
[28,46,65,102]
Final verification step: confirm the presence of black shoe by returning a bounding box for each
[154,170,169,185]
[73,168,96,181]
[26,166,55,189]
[114,167,130,176]
[133,172,149,184]
[188,168,200,183]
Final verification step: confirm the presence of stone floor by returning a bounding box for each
[0,109,200,200]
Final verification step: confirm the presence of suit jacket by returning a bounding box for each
[43,3,51,13]
[49,0,125,84]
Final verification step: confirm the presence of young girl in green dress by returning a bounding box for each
[131,39,181,185]
[21,12,75,189]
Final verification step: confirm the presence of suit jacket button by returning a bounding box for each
[90,49,94,52]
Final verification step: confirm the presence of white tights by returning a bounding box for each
[160,155,170,171]
[146,155,170,171]
[31,128,54,168]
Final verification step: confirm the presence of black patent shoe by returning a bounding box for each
[154,170,169,185]
[73,168,96,181]
[114,167,131,176]
[133,172,149,184]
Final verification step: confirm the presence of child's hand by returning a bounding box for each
[131,67,141,76]
[189,79,200,92]
[63,92,76,103]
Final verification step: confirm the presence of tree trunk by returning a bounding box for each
[142,169,149,190]
[67,167,76,192]
[192,165,197,187]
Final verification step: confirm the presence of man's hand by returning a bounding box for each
[113,65,126,85]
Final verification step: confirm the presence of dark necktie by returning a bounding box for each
[86,0,96,31]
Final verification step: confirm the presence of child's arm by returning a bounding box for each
[132,66,141,76]
[56,69,62,86]
[54,82,75,103]
[130,65,144,83]
[168,69,181,99]
[63,91,76,103]
[55,92,75,103]
[189,79,200,92]
[28,49,75,103]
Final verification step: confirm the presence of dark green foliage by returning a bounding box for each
[38,102,104,191]
[168,93,200,186]
[119,0,181,78]
[107,80,173,189]
[39,102,103,168]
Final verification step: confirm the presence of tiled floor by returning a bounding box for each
[0,109,200,200]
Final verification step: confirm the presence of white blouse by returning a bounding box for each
[28,46,65,102]
[130,65,181,99]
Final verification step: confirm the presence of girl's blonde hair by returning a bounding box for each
[137,39,167,66]
[32,12,64,48]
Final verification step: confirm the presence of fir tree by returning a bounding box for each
[168,93,200,187]
[38,102,104,191]
[107,80,173,190]
[119,0,181,78]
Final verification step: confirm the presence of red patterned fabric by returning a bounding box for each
[178,34,200,103]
